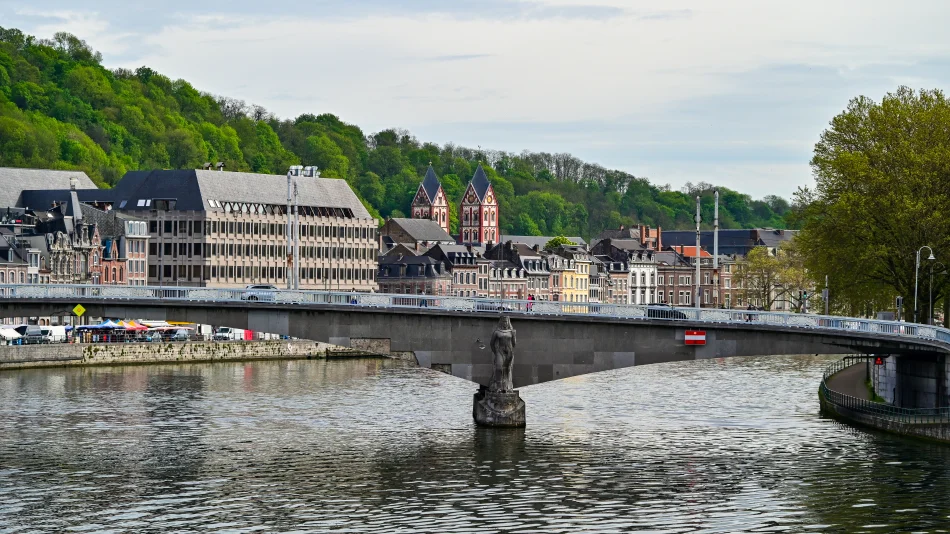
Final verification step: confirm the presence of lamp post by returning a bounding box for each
[930,261,945,326]
[914,245,936,323]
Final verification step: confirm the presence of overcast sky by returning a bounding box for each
[4,0,950,199]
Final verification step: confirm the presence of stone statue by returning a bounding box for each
[473,315,526,427]
[489,316,516,392]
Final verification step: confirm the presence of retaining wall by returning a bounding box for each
[0,340,383,371]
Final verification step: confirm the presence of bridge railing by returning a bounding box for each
[1,284,949,346]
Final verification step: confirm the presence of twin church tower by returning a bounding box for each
[411,164,499,245]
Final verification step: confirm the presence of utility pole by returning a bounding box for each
[286,165,302,290]
[694,195,701,309]
[293,180,300,290]
[713,190,719,308]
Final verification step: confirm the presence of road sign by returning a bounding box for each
[72,304,86,317]
[685,330,706,345]
[874,356,885,366]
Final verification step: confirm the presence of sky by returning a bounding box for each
[3,0,950,200]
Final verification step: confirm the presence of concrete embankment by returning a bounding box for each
[820,361,950,443]
[0,340,392,371]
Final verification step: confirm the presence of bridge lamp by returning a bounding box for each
[914,245,936,324]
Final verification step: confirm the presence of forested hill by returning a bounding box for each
[0,27,795,238]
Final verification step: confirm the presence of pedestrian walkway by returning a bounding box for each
[826,363,871,400]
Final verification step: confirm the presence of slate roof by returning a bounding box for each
[469,165,491,201]
[420,166,442,203]
[661,229,797,256]
[501,235,588,249]
[79,204,144,238]
[109,170,371,218]
[598,227,641,241]
[0,168,97,209]
[377,255,450,279]
[384,218,455,244]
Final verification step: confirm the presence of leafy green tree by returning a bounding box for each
[797,86,950,319]
[544,235,577,250]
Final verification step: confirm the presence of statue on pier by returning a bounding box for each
[473,316,526,427]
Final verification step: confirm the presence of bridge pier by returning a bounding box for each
[473,385,526,427]
[872,353,950,409]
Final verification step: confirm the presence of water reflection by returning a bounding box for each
[1,356,950,532]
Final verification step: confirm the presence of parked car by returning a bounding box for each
[241,284,278,302]
[213,327,245,341]
[43,325,67,343]
[646,305,689,320]
[15,325,46,344]
[170,329,191,342]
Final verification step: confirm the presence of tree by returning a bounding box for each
[734,247,784,310]
[797,87,950,319]
[544,235,577,250]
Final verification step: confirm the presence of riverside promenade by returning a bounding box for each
[820,357,950,442]
[0,340,390,371]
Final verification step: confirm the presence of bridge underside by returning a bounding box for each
[1,300,946,388]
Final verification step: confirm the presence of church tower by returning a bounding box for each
[459,164,498,245]
[411,165,449,234]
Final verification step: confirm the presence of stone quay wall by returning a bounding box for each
[820,362,950,443]
[0,340,383,371]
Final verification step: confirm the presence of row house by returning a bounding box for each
[377,254,452,295]
[487,260,528,300]
[424,244,484,298]
[548,245,591,303]
[79,204,150,286]
[485,241,551,301]
[593,255,631,304]
[590,238,659,305]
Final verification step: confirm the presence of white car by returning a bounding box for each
[241,284,278,302]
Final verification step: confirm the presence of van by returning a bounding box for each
[15,325,46,344]
[213,327,244,341]
[46,326,67,343]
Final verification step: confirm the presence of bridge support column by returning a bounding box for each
[473,385,526,427]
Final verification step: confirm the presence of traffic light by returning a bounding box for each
[896,296,903,308]
[803,290,808,300]
[874,356,885,366]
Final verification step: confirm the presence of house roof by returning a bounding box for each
[420,166,442,203]
[469,165,491,201]
[669,245,712,258]
[383,218,455,244]
[110,169,371,218]
[597,227,641,241]
[0,168,97,209]
[500,235,588,249]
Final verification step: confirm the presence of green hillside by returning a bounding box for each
[0,27,795,238]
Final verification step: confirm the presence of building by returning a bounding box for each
[379,218,455,255]
[424,244,483,297]
[460,165,499,245]
[487,260,527,300]
[0,168,97,209]
[79,204,149,286]
[590,239,658,305]
[547,245,591,304]
[593,255,630,304]
[377,254,452,296]
[410,166,450,234]
[485,241,551,301]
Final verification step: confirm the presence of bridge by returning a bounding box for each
[1,284,948,391]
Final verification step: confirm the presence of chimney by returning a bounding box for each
[69,176,78,190]
[216,161,225,171]
[415,242,420,252]
[533,244,540,253]
[202,162,212,170]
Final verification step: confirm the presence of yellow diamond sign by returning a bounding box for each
[72,304,86,317]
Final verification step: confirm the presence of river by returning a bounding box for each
[1,355,949,533]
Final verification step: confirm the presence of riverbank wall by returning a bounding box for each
[819,359,950,443]
[0,341,389,371]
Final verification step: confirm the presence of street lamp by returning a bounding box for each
[930,261,946,326]
[914,245,936,323]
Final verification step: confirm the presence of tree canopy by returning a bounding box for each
[796,86,950,319]
[0,26,794,238]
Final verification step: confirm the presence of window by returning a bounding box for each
[658,275,664,286]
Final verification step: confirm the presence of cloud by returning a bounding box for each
[5,0,950,199]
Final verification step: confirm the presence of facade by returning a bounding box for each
[590,239,658,305]
[424,244,482,297]
[460,166,499,245]
[410,166,450,234]
[548,245,591,304]
[596,225,662,251]
[80,205,149,286]
[67,169,379,291]
[377,255,452,295]
[485,241,551,301]
[487,260,527,300]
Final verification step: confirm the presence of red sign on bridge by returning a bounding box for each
[685,330,706,345]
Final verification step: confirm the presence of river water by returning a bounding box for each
[1,355,950,533]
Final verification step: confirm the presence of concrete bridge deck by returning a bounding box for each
[1,285,948,388]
